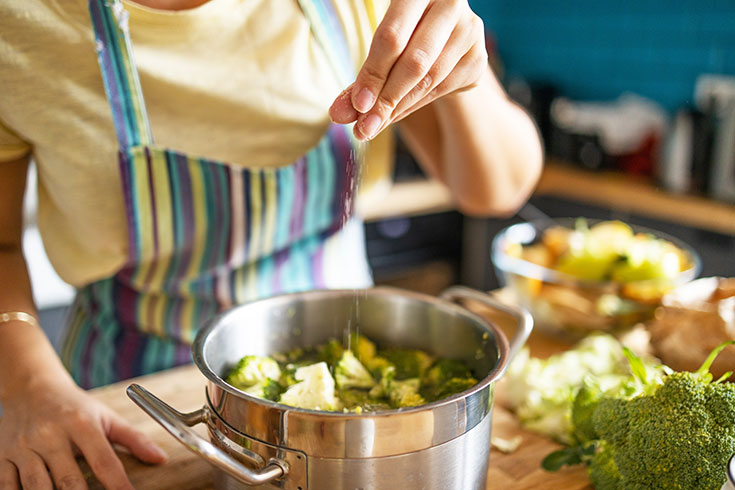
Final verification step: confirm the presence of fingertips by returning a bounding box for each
[329,89,359,124]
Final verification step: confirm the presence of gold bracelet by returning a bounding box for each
[0,311,40,328]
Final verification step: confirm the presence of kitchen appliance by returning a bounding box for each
[127,286,532,489]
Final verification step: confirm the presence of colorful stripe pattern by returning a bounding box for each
[62,0,369,388]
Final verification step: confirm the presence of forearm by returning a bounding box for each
[398,67,543,216]
[0,247,72,403]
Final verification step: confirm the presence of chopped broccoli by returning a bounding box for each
[421,359,477,402]
[381,348,434,380]
[241,378,285,401]
[546,341,735,490]
[422,377,478,403]
[386,378,425,408]
[423,359,474,386]
[338,388,391,412]
[334,350,376,389]
[349,333,376,363]
[226,355,281,391]
[364,356,394,378]
[317,339,345,368]
[278,362,340,411]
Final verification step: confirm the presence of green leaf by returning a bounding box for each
[542,448,582,471]
[696,341,735,376]
[622,347,648,384]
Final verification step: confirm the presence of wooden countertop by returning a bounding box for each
[363,160,735,236]
[75,306,591,490]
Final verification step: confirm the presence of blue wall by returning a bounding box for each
[470,0,735,112]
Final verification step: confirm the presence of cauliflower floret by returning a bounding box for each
[335,351,375,389]
[278,362,340,411]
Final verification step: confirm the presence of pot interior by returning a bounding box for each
[196,288,502,386]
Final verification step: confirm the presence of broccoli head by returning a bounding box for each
[278,362,340,411]
[381,348,434,379]
[546,340,735,490]
[334,350,376,390]
[338,388,392,413]
[226,355,281,391]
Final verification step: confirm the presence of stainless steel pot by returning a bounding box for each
[128,286,532,490]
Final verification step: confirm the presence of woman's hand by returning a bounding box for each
[0,375,166,490]
[329,0,488,140]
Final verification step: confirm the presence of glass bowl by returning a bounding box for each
[491,218,701,340]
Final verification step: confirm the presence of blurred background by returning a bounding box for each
[25,0,735,350]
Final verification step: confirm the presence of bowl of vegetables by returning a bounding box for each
[126,286,532,490]
[491,218,700,339]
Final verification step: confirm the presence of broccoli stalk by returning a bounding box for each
[544,340,735,490]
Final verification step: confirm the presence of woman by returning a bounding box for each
[0,0,542,488]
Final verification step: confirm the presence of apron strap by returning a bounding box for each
[297,0,362,88]
[88,0,153,148]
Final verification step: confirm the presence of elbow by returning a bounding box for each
[455,145,544,218]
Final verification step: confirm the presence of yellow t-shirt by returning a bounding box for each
[0,0,393,287]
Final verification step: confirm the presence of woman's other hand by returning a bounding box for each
[0,374,166,489]
[329,0,488,140]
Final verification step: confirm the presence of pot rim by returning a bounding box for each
[192,286,511,416]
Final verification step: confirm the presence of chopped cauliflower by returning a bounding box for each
[278,362,340,411]
[335,351,375,389]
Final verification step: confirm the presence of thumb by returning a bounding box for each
[107,413,168,464]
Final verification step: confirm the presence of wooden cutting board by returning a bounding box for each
[78,299,593,490]
[81,364,591,490]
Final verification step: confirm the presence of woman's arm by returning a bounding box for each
[0,155,166,490]
[329,0,542,216]
[396,67,542,216]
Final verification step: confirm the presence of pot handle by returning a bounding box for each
[127,384,287,486]
[440,286,533,363]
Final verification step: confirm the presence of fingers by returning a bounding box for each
[40,442,88,490]
[390,12,480,119]
[329,86,359,124]
[73,424,133,490]
[0,460,20,490]
[16,451,53,490]
[392,43,488,124]
[107,413,167,465]
[351,0,428,114]
[355,0,461,137]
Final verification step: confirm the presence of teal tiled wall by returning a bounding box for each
[470,0,735,111]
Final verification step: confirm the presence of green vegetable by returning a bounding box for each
[349,333,376,363]
[545,340,735,490]
[226,355,282,391]
[226,336,476,412]
[381,348,434,380]
[317,339,345,369]
[241,378,285,401]
[334,350,376,390]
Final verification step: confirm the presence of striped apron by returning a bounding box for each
[61,0,374,389]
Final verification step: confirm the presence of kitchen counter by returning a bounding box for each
[363,160,735,236]
[74,305,592,490]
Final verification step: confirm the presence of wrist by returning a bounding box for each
[0,321,75,403]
